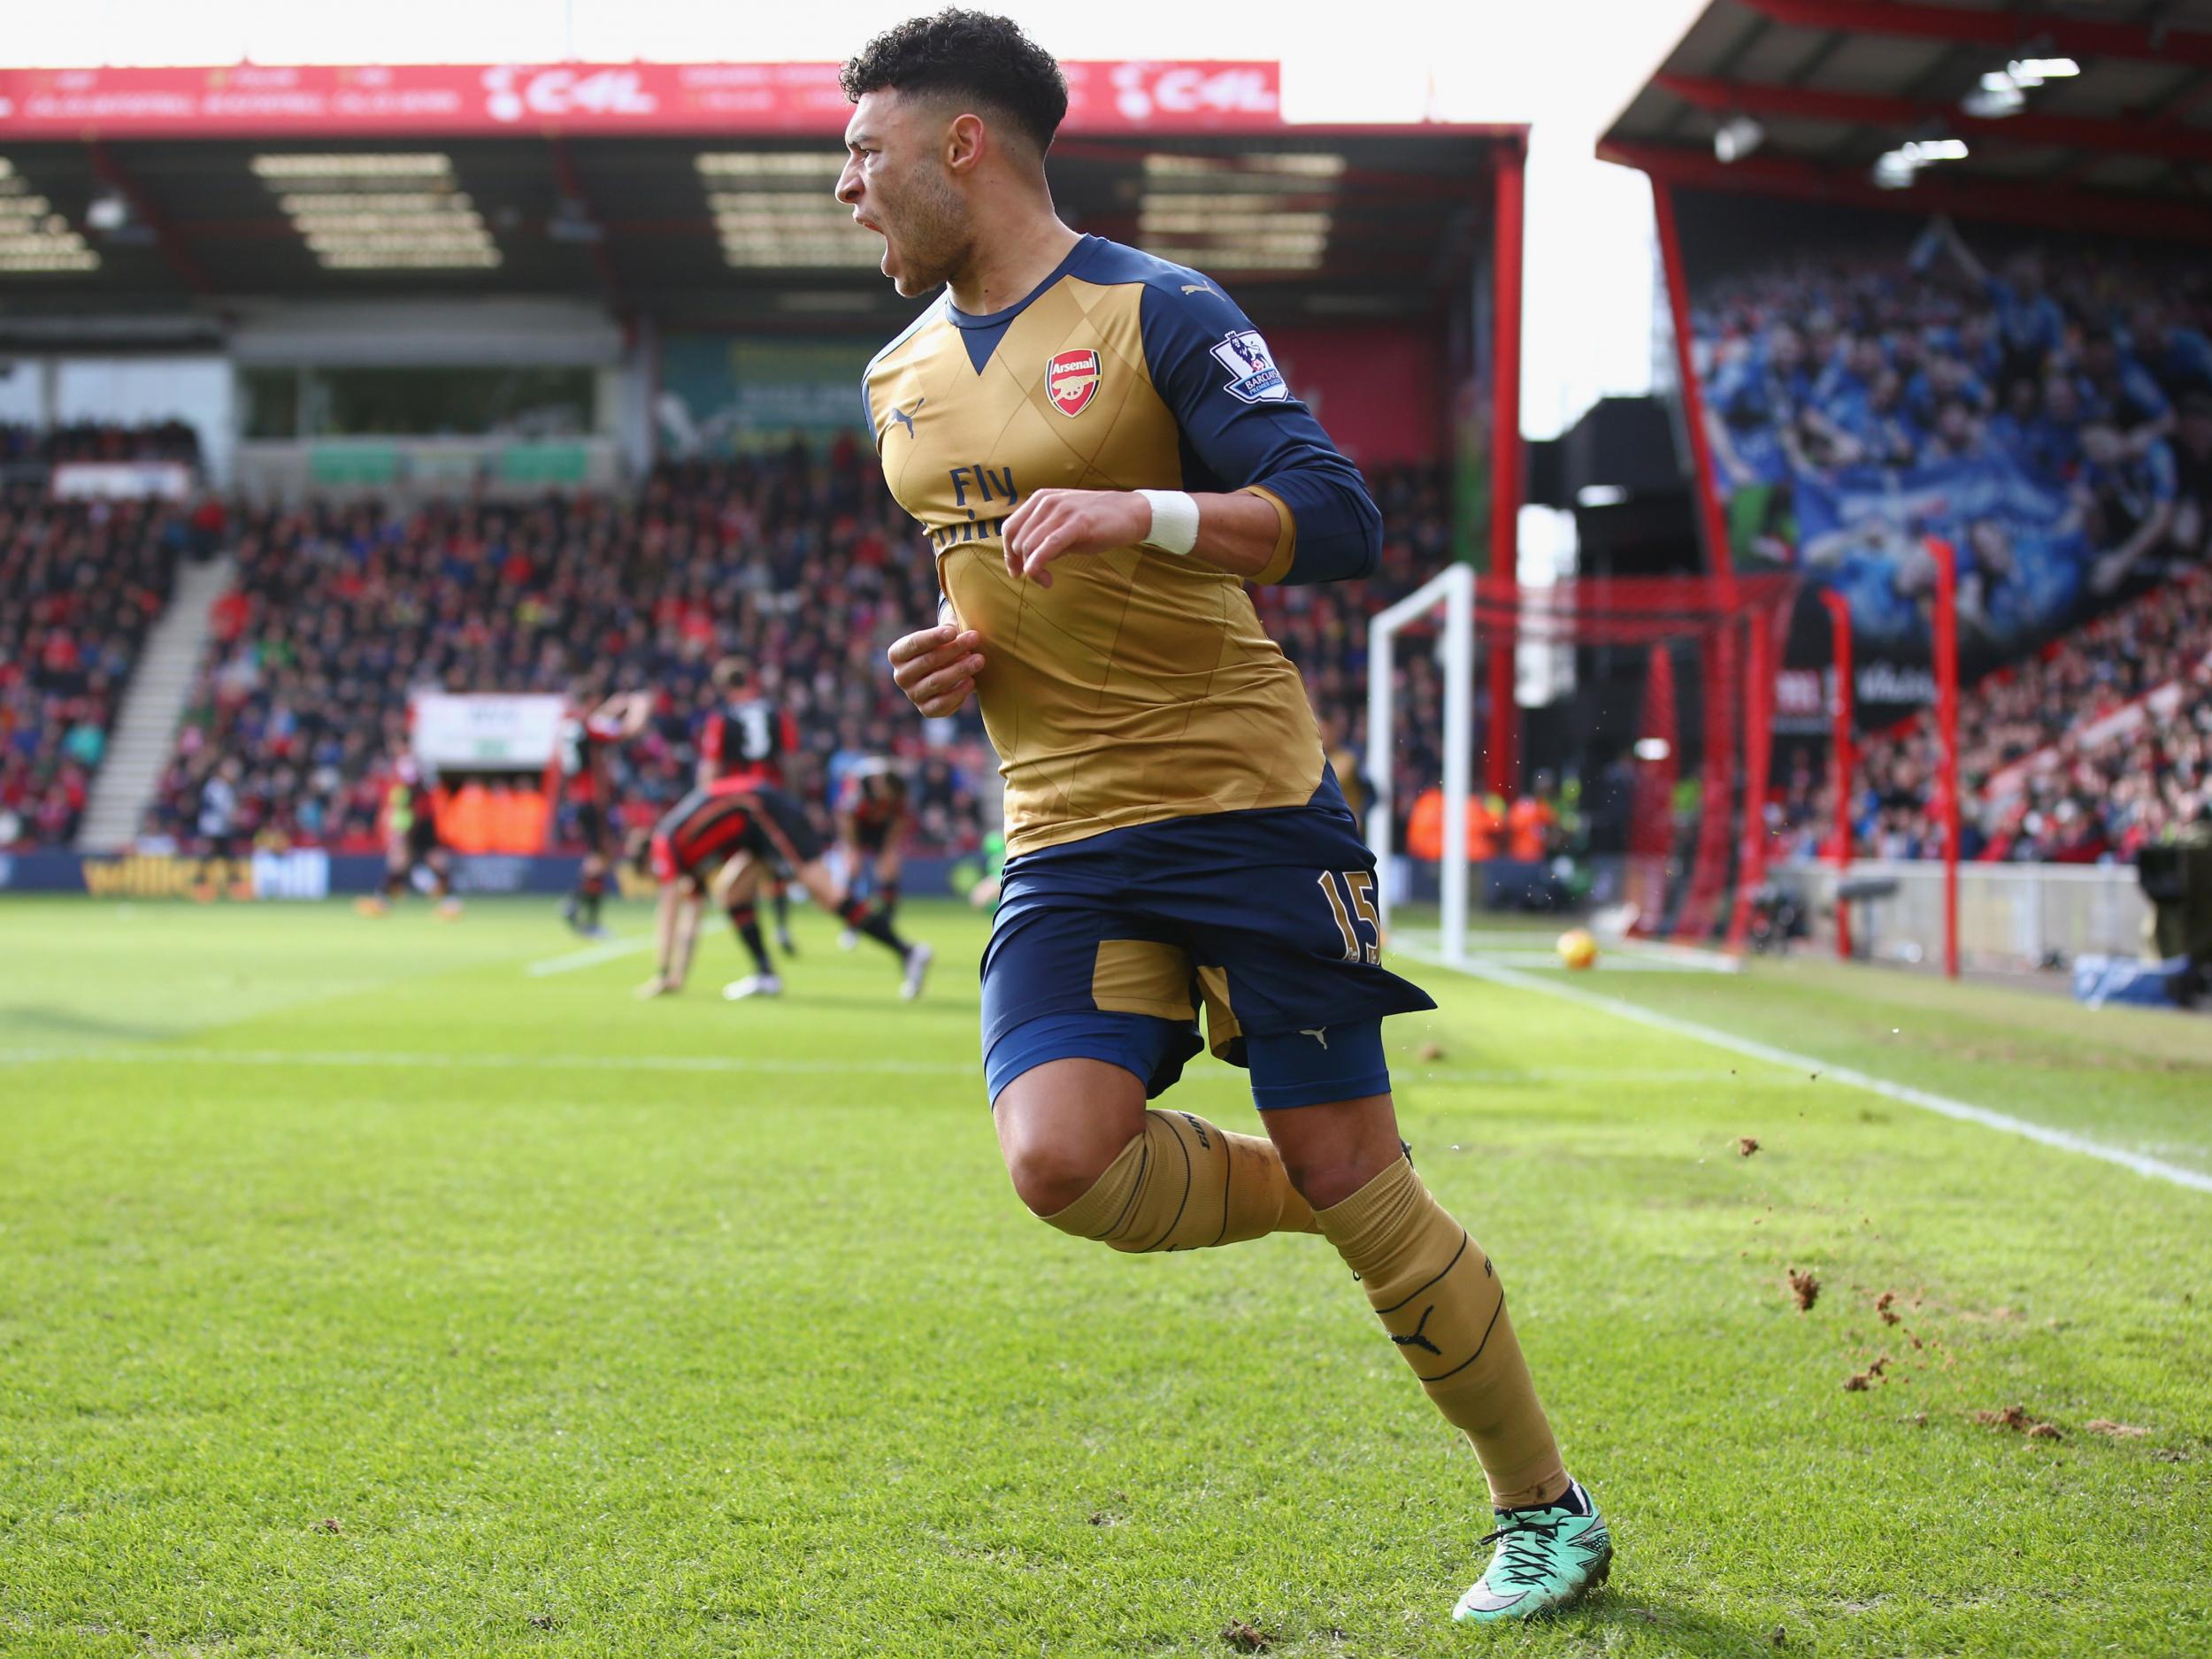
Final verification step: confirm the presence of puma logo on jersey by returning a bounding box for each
[887,398,925,439]
[1301,1027,1328,1048]
[1180,283,1216,296]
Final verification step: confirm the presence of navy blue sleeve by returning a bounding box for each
[1138,275,1381,584]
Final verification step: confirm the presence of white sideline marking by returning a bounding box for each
[524,937,653,977]
[1407,949,2212,1196]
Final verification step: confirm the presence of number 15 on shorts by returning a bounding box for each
[1317,871,1381,964]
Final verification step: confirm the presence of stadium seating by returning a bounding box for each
[0,481,194,848]
[1695,224,2212,651]
[0,434,1446,858]
[0,419,203,468]
[1776,567,2212,864]
[127,447,1458,858]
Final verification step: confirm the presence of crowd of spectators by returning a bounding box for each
[141,445,1460,858]
[0,419,203,469]
[1772,567,2212,864]
[0,483,192,847]
[145,441,995,855]
[0,394,1455,859]
[1695,218,2212,654]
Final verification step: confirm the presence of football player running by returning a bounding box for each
[847,10,1609,1623]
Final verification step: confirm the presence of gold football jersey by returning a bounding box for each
[865,235,1381,858]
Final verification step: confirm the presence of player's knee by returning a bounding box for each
[1002,1135,1120,1219]
[1277,1148,1377,1211]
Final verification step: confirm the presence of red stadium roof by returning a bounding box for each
[1601,0,2212,242]
[0,61,1522,334]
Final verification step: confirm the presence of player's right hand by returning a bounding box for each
[888,624,985,718]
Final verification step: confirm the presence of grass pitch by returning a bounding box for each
[4,896,2208,1657]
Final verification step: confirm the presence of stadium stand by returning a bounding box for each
[0,480,199,848]
[126,449,1458,858]
[1776,568,2212,864]
[1694,225,2211,653]
[0,419,203,469]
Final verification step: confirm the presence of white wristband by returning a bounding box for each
[1135,488,1201,557]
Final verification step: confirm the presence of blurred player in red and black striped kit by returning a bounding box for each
[697,656,803,955]
[556,685,654,937]
[635,772,931,1002]
[835,759,910,949]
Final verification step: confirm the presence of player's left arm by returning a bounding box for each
[595,690,655,740]
[1002,277,1380,588]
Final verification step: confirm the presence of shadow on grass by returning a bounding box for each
[1545,1587,1771,1654]
[0,1003,184,1044]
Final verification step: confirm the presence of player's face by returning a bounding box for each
[840,90,972,299]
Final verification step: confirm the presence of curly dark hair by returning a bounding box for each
[840,10,1069,153]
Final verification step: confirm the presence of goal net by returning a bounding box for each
[1366,568,1795,972]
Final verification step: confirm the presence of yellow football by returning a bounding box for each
[1557,928,1599,971]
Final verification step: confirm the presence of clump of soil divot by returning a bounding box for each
[1737,1136,1760,1157]
[1974,1403,2062,1440]
[1220,1620,1275,1652]
[1843,1352,1893,1392]
[1787,1269,1820,1312]
[2085,1420,2150,1439]
[1416,1041,1444,1063]
[1875,1291,1901,1326]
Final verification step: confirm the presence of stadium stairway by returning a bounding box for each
[74,555,235,853]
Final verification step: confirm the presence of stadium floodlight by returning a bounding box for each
[2008,57,2079,85]
[1633,738,1671,762]
[1872,137,1968,188]
[717,239,882,267]
[1872,152,1918,189]
[695,152,845,177]
[0,161,98,273]
[319,248,501,269]
[1713,115,1765,165]
[1146,230,1328,255]
[1973,81,2026,118]
[1145,152,1344,177]
[1141,154,1344,196]
[278,193,466,215]
[1145,244,1324,271]
[251,153,455,177]
[291,211,486,233]
[1577,485,1628,509]
[257,152,495,269]
[0,247,101,270]
[1137,205,1331,234]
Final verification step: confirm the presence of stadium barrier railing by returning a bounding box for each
[1778,858,2151,972]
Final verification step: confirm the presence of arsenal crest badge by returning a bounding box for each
[1045,349,1101,418]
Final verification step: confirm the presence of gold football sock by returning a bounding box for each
[1044,1109,1321,1252]
[1316,1156,1567,1510]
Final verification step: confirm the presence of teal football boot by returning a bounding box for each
[1452,1479,1611,1623]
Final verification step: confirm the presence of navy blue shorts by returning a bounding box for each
[980,779,1433,1107]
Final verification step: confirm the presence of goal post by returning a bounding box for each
[1366,560,1475,968]
[1365,569,1798,969]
